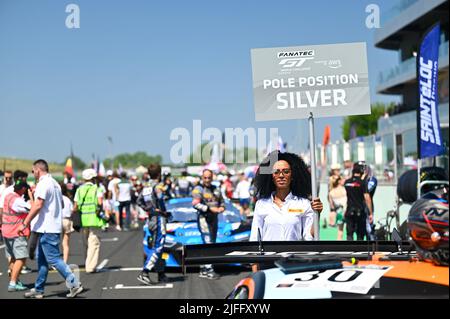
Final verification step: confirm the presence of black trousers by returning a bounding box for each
[345,210,367,240]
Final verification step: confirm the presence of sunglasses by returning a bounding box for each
[272,168,291,176]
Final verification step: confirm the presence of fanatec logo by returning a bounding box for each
[278,50,315,68]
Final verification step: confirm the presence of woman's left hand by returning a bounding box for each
[311,198,323,214]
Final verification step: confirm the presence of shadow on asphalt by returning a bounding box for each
[23,280,65,287]
[44,287,90,299]
[166,275,186,283]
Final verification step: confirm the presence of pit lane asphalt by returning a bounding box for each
[0,227,251,299]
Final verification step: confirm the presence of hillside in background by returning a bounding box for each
[0,157,65,175]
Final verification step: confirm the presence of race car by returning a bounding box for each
[226,252,449,299]
[182,241,449,299]
[143,197,251,267]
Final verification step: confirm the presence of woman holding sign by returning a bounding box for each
[250,151,323,242]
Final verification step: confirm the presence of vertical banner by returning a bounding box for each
[417,24,443,159]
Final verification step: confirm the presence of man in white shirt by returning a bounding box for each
[19,159,83,299]
[115,172,132,231]
[235,173,251,217]
[107,172,121,231]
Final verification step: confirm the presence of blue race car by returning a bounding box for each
[143,197,251,267]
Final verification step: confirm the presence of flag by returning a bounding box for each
[64,158,74,176]
[322,125,331,146]
[349,124,357,140]
[118,163,123,174]
[417,23,444,159]
[99,161,106,177]
[92,157,99,173]
[266,136,286,155]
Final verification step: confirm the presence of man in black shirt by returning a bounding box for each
[344,162,373,240]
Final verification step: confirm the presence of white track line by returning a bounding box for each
[0,244,5,250]
[112,284,173,289]
[101,237,119,242]
[98,267,142,273]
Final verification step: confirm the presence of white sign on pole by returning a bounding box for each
[250,42,371,241]
[251,42,371,121]
[357,142,365,161]
[343,142,351,161]
[375,140,383,165]
[331,144,338,166]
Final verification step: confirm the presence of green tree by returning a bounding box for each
[224,147,259,164]
[103,152,162,169]
[342,102,395,141]
[186,143,259,165]
[186,143,211,165]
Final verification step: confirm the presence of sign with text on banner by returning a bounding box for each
[250,42,371,240]
[417,24,444,159]
[251,42,371,121]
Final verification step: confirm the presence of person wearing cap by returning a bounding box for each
[73,168,105,273]
[136,164,171,285]
[2,180,32,292]
[1,170,33,275]
[343,162,373,240]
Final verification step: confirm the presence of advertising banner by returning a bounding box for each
[417,24,444,159]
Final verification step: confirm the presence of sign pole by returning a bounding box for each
[417,158,421,199]
[308,112,319,240]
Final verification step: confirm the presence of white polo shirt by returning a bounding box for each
[62,195,73,219]
[235,180,251,199]
[31,174,63,233]
[250,192,314,241]
[0,185,13,210]
[11,195,31,213]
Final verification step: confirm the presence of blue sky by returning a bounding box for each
[0,0,401,164]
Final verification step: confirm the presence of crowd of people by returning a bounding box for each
[0,153,381,298]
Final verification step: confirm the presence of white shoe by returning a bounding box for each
[116,225,122,231]
[66,285,84,298]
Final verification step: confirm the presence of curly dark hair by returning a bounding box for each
[253,151,311,199]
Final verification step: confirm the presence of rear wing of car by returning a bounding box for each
[181,240,414,272]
